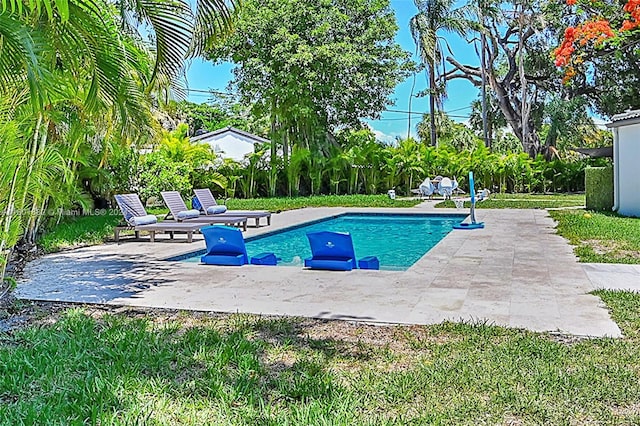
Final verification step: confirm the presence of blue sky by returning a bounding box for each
[185,0,481,142]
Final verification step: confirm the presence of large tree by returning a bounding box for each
[205,0,411,192]
[443,0,555,157]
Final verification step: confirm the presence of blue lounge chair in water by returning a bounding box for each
[200,226,249,266]
[304,231,379,271]
[200,225,278,266]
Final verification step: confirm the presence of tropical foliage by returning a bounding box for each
[164,131,606,199]
[139,125,226,202]
[0,0,237,283]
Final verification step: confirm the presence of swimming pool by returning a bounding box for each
[175,213,466,271]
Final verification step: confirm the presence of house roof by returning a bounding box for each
[607,109,640,128]
[190,126,270,144]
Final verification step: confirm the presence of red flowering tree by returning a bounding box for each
[554,0,640,114]
[555,0,640,80]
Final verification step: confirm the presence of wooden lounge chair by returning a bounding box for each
[113,194,202,242]
[160,191,248,231]
[193,188,272,227]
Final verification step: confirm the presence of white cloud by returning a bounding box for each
[371,129,398,145]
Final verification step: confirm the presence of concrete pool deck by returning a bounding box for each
[16,206,623,337]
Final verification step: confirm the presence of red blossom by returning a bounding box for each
[556,0,639,82]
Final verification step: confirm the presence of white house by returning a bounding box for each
[607,110,640,217]
[191,127,270,162]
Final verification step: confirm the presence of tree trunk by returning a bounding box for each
[485,64,542,158]
[0,163,22,285]
[269,101,278,197]
[284,131,291,197]
[429,62,437,147]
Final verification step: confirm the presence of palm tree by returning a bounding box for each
[410,0,466,147]
[245,144,269,198]
[0,0,238,285]
[361,141,385,195]
[308,151,327,196]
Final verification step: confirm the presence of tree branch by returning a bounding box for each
[444,56,481,78]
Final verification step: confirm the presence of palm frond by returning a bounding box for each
[123,0,193,89]
[1,0,67,20]
[0,13,46,109]
[410,12,438,66]
[190,0,239,55]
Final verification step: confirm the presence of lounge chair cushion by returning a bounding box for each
[128,214,157,226]
[177,209,201,220]
[206,205,228,215]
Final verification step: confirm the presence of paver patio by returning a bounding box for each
[16,206,622,337]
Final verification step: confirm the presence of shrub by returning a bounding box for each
[138,152,193,202]
[585,166,614,211]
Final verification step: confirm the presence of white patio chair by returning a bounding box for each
[418,177,435,198]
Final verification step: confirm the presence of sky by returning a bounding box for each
[185,0,481,143]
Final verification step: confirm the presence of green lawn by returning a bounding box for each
[550,209,640,264]
[1,291,640,424]
[436,193,585,209]
[224,194,421,211]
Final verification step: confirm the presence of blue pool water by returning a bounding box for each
[178,213,466,271]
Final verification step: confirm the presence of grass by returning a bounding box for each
[436,193,585,209]
[37,195,420,253]
[550,209,640,264]
[2,291,640,424]
[223,194,422,211]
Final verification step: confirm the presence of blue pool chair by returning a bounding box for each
[201,226,249,266]
[304,231,360,271]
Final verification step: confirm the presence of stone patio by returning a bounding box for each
[16,205,623,337]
